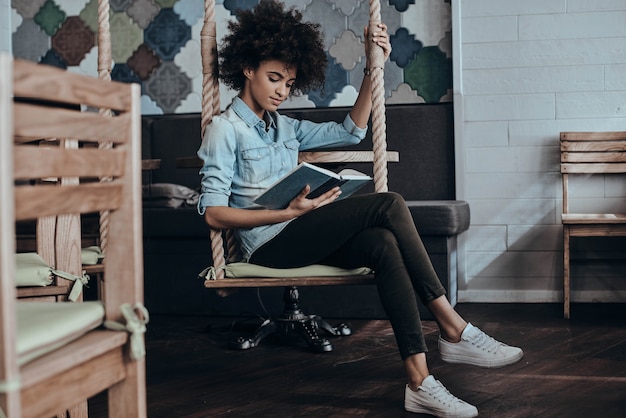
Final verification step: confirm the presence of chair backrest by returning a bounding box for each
[560,131,626,215]
[0,56,144,416]
[11,57,143,316]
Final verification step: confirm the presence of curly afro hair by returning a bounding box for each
[217,0,327,96]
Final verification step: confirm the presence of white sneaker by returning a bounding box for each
[404,375,478,417]
[439,323,523,368]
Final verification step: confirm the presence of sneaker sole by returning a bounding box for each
[405,403,479,418]
[440,350,524,368]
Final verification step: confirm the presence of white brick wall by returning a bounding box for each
[454,0,626,303]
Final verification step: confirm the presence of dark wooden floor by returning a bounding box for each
[89,303,626,417]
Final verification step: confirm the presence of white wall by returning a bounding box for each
[0,0,11,54]
[453,0,626,303]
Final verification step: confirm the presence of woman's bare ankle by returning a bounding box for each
[404,353,429,391]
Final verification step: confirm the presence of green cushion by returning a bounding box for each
[81,246,104,265]
[223,262,372,278]
[15,252,89,301]
[16,301,105,365]
[15,252,53,287]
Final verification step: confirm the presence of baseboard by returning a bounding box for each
[459,290,626,303]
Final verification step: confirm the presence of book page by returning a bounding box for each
[338,168,371,179]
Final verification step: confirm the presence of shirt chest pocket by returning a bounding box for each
[240,146,272,183]
[282,138,300,165]
[284,138,300,152]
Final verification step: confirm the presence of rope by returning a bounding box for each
[97,0,112,85]
[202,0,227,282]
[201,2,220,137]
[225,229,238,262]
[368,0,388,193]
[97,0,113,255]
[208,229,226,282]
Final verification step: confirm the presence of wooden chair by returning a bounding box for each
[560,131,626,319]
[197,1,395,352]
[0,56,146,417]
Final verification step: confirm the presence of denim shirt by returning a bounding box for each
[197,97,367,260]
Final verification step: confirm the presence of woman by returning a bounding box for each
[197,2,522,416]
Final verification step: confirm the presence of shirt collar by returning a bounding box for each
[231,97,277,130]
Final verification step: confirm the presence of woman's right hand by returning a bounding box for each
[204,185,341,230]
[286,185,341,217]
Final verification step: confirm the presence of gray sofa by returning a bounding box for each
[141,103,469,320]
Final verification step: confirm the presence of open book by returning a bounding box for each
[253,162,372,209]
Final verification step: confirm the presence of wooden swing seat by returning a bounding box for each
[195,1,392,352]
[200,150,397,352]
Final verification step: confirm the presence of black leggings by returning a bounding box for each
[249,192,446,359]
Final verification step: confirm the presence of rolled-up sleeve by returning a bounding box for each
[292,113,367,151]
[341,113,367,138]
[197,117,236,214]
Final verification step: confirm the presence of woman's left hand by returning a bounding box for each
[364,23,392,61]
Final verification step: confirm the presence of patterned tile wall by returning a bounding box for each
[10,0,452,115]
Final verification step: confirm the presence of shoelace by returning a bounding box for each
[466,327,503,353]
[428,379,464,406]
